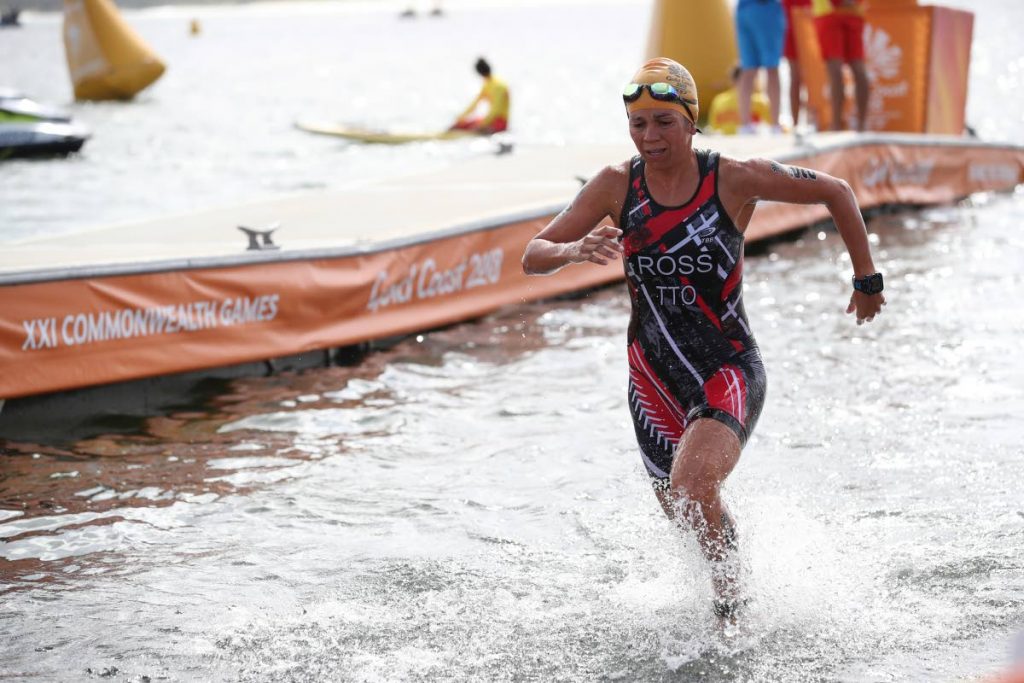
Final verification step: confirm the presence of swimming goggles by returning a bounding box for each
[622,82,698,125]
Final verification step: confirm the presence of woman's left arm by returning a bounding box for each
[720,157,886,324]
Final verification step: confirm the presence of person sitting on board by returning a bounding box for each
[449,57,509,135]
[521,57,885,621]
[707,64,773,135]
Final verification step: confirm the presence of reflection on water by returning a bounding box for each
[0,303,555,583]
[3,193,1024,680]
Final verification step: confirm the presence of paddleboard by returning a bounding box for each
[295,121,476,144]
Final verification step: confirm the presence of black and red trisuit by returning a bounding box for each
[619,149,766,486]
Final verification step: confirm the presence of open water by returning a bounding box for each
[2,1,1024,681]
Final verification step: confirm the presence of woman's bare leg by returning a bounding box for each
[655,418,743,611]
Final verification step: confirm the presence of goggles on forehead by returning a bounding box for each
[622,82,698,125]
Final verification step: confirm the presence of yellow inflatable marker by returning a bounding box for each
[645,0,737,127]
[63,0,165,101]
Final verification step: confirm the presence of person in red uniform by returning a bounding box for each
[814,0,871,131]
[522,57,885,620]
[783,0,813,128]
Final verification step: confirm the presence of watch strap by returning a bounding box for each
[852,272,884,295]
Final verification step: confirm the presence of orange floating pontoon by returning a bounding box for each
[0,135,1021,401]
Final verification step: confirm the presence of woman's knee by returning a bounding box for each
[668,419,741,498]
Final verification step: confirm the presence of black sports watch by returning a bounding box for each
[852,272,884,295]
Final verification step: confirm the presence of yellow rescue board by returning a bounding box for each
[295,121,476,144]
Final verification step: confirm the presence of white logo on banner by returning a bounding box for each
[20,294,280,351]
[865,25,902,80]
[863,25,908,129]
[861,158,935,188]
[968,163,1019,186]
[367,248,504,313]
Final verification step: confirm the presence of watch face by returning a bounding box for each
[855,273,883,294]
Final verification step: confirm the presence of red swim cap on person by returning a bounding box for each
[624,57,699,125]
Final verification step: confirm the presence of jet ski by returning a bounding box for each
[0,121,90,159]
[0,7,20,27]
[0,90,89,158]
[0,89,72,122]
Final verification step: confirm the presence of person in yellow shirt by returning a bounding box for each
[708,65,773,135]
[450,58,509,134]
[813,0,870,131]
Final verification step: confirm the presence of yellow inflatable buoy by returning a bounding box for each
[189,18,201,36]
[63,0,166,101]
[645,0,738,127]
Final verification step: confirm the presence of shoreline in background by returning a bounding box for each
[8,0,362,11]
[5,0,636,14]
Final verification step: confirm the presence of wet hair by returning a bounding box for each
[475,58,491,78]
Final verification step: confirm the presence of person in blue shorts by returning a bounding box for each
[735,0,785,133]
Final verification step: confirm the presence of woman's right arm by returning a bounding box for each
[521,164,627,276]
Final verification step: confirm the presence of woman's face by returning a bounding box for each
[627,108,693,167]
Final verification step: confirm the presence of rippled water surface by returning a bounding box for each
[4,194,1023,681]
[3,0,1024,681]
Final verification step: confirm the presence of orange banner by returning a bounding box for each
[1,140,1021,400]
[926,7,973,135]
[0,217,620,399]
[864,6,931,132]
[794,5,971,134]
[750,141,1023,235]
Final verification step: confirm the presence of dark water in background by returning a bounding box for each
[3,0,1024,681]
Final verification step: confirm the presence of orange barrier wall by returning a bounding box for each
[0,217,620,400]
[1,140,1021,400]
[793,5,973,134]
[750,139,1023,235]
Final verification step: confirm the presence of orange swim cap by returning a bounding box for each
[624,57,699,125]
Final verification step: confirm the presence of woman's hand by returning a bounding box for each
[569,225,623,266]
[522,163,629,276]
[846,291,886,325]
